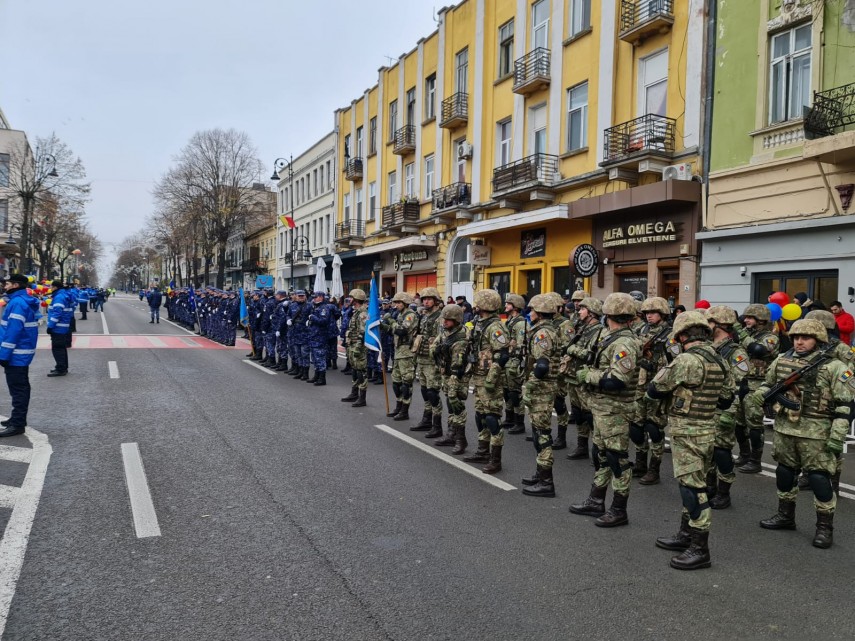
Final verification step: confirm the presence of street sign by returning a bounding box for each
[255,275,274,288]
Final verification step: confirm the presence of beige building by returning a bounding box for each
[0,107,31,278]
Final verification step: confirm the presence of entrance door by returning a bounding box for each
[522,268,542,301]
[660,270,680,309]
[489,271,511,301]
[382,276,396,298]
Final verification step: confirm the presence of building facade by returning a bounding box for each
[700,0,855,309]
[0,107,30,278]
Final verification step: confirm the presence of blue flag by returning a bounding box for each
[188,285,197,312]
[239,287,249,326]
[364,274,381,352]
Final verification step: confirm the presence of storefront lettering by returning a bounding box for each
[602,220,677,248]
[520,228,547,259]
[399,250,428,264]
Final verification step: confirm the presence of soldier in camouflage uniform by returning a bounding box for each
[650,312,735,570]
[562,297,605,460]
[432,304,472,455]
[569,293,640,525]
[747,319,854,549]
[733,304,780,473]
[551,292,577,450]
[520,294,561,497]
[629,291,645,333]
[463,289,511,474]
[380,292,418,421]
[702,305,750,510]
[501,293,528,435]
[630,296,673,485]
[411,287,444,438]
[341,288,369,408]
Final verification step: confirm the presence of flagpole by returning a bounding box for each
[379,345,389,415]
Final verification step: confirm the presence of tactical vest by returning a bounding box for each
[394,310,418,350]
[773,350,832,420]
[747,328,776,379]
[439,326,468,376]
[593,328,638,403]
[416,309,441,358]
[507,314,526,358]
[668,345,728,421]
[346,309,363,344]
[527,320,561,381]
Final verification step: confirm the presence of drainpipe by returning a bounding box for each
[701,0,718,232]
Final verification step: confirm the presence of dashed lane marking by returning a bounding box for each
[374,424,516,491]
[242,359,277,376]
[121,443,161,539]
[101,309,110,335]
[108,361,120,379]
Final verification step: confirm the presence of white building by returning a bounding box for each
[0,107,32,278]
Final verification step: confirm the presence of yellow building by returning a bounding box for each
[335,0,706,306]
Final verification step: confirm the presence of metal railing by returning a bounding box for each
[620,0,674,33]
[344,157,363,180]
[335,219,365,240]
[492,154,560,193]
[513,48,550,91]
[440,93,468,127]
[241,260,266,272]
[432,183,472,212]
[602,114,676,163]
[393,125,416,153]
[804,82,855,139]
[381,201,420,228]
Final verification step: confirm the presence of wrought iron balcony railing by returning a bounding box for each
[804,82,855,140]
[241,260,266,272]
[381,201,420,228]
[335,219,365,241]
[602,114,676,164]
[492,154,560,194]
[440,93,468,129]
[432,183,472,212]
[619,0,674,39]
[393,125,416,155]
[513,48,551,94]
[344,157,363,181]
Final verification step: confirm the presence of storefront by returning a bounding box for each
[346,237,438,298]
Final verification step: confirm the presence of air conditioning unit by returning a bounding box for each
[662,163,692,181]
[457,142,473,159]
[638,159,666,174]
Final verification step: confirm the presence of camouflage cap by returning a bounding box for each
[602,292,637,316]
[706,305,738,326]
[805,310,837,331]
[789,318,828,343]
[641,296,670,315]
[473,288,502,312]
[743,303,771,322]
[505,293,526,310]
[440,304,464,322]
[579,297,603,317]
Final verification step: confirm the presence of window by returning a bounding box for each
[456,48,468,93]
[344,134,351,158]
[369,117,377,154]
[404,162,415,198]
[529,104,547,155]
[388,171,398,202]
[325,214,331,243]
[0,200,7,233]
[283,188,288,211]
[389,100,398,140]
[318,218,323,246]
[452,238,472,285]
[344,192,351,221]
[319,166,324,193]
[754,270,837,306]
[313,169,318,197]
[355,187,363,222]
[770,24,812,124]
[456,143,467,182]
[424,155,435,198]
[498,20,514,78]
[0,153,9,188]
[369,182,377,220]
[497,120,512,167]
[425,75,436,120]
[569,0,591,38]
[532,0,549,50]
[327,161,332,188]
[406,88,416,126]
[640,49,668,116]
[567,82,588,151]
[356,126,364,157]
[313,220,317,247]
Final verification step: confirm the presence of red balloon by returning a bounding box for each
[769,291,789,307]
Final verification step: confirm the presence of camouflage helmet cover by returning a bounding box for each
[392,291,414,305]
[579,297,603,317]
[440,304,464,322]
[671,310,711,337]
[641,296,670,315]
[743,303,771,322]
[505,293,526,310]
[602,292,637,316]
[706,305,738,326]
[789,318,829,343]
[571,290,589,302]
[528,294,555,314]
[419,287,441,301]
[473,288,502,312]
[349,288,367,301]
[804,310,836,331]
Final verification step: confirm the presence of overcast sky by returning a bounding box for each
[0,0,438,276]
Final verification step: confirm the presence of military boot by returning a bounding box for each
[568,485,607,516]
[669,528,711,570]
[366,369,376,383]
[482,445,502,474]
[386,401,403,418]
[507,413,525,435]
[313,371,326,386]
[286,362,299,375]
[435,424,456,447]
[373,373,385,385]
[759,499,797,530]
[655,514,691,550]
[351,389,367,408]
[410,409,432,432]
[553,425,568,450]
[709,479,732,510]
[566,436,589,460]
[393,404,410,421]
[306,369,319,383]
[733,439,751,466]
[639,456,661,486]
[274,361,288,372]
[463,440,490,463]
[330,358,338,370]
[595,493,629,528]
[299,366,310,381]
[425,413,443,439]
[521,467,555,498]
[341,386,358,402]
[521,470,540,486]
[632,450,648,478]
[738,448,762,474]
[451,426,468,455]
[500,409,515,429]
[813,512,834,549]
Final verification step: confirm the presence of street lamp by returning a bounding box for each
[271,156,302,289]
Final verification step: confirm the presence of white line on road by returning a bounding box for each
[0,485,19,509]
[162,317,198,336]
[108,361,120,379]
[242,359,277,376]
[374,424,517,491]
[0,444,32,464]
[74,335,91,348]
[0,427,52,637]
[148,336,168,347]
[120,443,161,539]
[101,309,110,335]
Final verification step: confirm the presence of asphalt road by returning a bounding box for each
[1,294,854,640]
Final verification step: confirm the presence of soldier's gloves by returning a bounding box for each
[826,437,845,455]
[275,331,280,337]
[576,366,590,384]
[287,319,293,326]
[638,358,655,373]
[306,320,312,327]
[738,378,750,400]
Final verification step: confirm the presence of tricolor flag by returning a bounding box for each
[364,273,381,352]
[279,214,296,229]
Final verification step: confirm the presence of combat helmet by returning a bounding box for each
[629,290,645,302]
[743,303,771,322]
[440,304,464,323]
[529,294,555,314]
[805,310,836,332]
[706,305,738,326]
[789,318,828,343]
[505,293,526,310]
[641,297,670,315]
[349,288,367,302]
[473,288,502,312]
[419,286,442,301]
[571,290,589,302]
[392,291,414,305]
[579,297,603,317]
[603,292,637,317]
[671,311,711,338]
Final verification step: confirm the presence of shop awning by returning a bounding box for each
[457,204,570,237]
[569,179,701,219]
[355,236,435,257]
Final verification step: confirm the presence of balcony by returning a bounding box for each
[335,219,365,248]
[491,154,560,207]
[440,93,468,129]
[241,260,266,273]
[431,183,472,222]
[619,0,674,45]
[513,48,550,96]
[381,201,420,234]
[344,157,363,182]
[803,83,855,164]
[392,125,416,155]
[601,114,676,170]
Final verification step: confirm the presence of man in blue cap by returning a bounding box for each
[46,280,75,377]
[289,290,311,379]
[0,274,39,436]
[307,291,331,385]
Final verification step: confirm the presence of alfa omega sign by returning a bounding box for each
[602,220,678,248]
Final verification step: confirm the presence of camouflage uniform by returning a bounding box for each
[381,292,418,420]
[341,289,369,407]
[551,294,577,450]
[432,305,471,456]
[650,312,734,570]
[412,288,444,437]
[502,294,528,435]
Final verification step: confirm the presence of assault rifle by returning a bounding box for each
[762,346,833,412]
[641,324,672,360]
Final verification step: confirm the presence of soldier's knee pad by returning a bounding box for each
[352,370,359,383]
[582,410,594,427]
[474,412,484,431]
[735,424,747,443]
[714,447,734,474]
[553,396,567,415]
[679,485,706,520]
[420,386,429,402]
[449,398,463,415]
[644,421,664,443]
[392,382,402,397]
[533,429,553,453]
[484,414,501,436]
[591,444,601,470]
[569,405,582,423]
[503,388,510,403]
[629,423,645,446]
[605,449,627,478]
[401,384,412,400]
[775,464,798,493]
[748,428,764,449]
[427,388,441,406]
[808,470,834,502]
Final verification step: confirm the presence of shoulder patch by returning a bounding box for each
[534,331,551,351]
[614,350,635,373]
[668,338,681,357]
[733,353,749,373]
[493,329,508,345]
[765,335,778,350]
[841,370,855,389]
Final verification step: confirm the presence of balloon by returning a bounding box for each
[769,291,789,307]
[766,302,783,321]
[782,303,802,321]
[27,275,35,283]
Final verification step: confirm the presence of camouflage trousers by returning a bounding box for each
[524,377,557,470]
[591,408,632,496]
[503,360,524,416]
[346,344,368,390]
[392,357,415,406]
[772,432,837,514]
[473,373,505,447]
[571,383,593,438]
[276,336,289,361]
[710,405,738,484]
[634,398,667,458]
[310,345,327,372]
[417,359,443,416]
[671,432,714,532]
[444,375,469,432]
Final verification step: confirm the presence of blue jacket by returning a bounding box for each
[307,301,331,347]
[147,291,163,308]
[76,288,90,302]
[0,289,40,366]
[48,288,76,335]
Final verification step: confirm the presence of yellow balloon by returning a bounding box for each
[781,303,802,321]
[27,275,35,283]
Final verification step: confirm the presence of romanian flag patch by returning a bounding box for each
[734,353,749,373]
[841,370,853,383]
[614,351,628,362]
[493,329,507,345]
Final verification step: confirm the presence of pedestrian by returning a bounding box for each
[0,274,39,437]
[829,301,854,345]
[46,280,75,377]
[147,286,163,323]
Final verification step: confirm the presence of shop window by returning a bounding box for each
[754,270,838,307]
[489,272,511,301]
[553,266,571,298]
[404,273,437,294]
[618,272,648,296]
[522,268,542,301]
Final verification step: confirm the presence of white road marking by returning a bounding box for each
[178,337,198,347]
[0,485,19,509]
[148,336,168,347]
[374,424,516,491]
[120,443,161,539]
[242,359,276,376]
[111,336,128,348]
[101,310,110,335]
[162,318,198,336]
[0,427,52,637]
[108,361,119,379]
[74,335,91,348]
[0,444,32,464]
